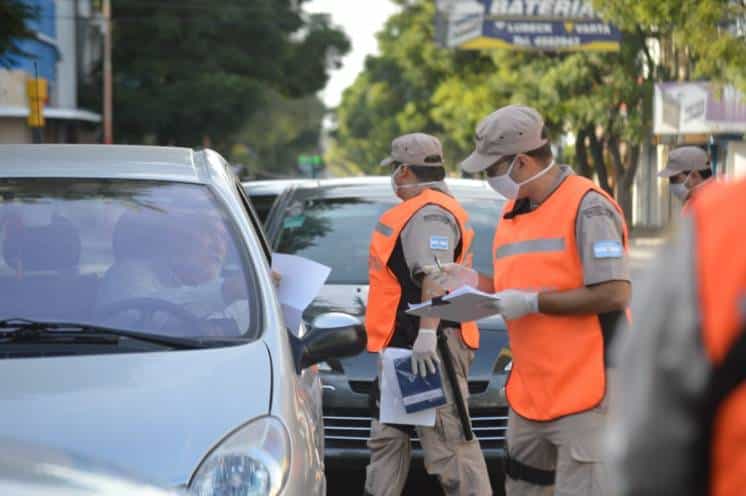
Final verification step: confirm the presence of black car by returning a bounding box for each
[264,177,512,466]
[243,178,312,223]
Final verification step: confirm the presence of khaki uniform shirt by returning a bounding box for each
[399,183,460,285]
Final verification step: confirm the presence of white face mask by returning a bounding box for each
[391,164,440,195]
[487,158,556,199]
[670,183,689,202]
[670,171,693,202]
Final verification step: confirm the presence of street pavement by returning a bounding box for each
[629,234,666,282]
[326,463,506,495]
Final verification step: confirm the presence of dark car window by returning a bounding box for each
[0,179,259,341]
[247,194,277,224]
[274,194,503,284]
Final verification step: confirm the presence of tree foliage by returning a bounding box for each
[230,89,326,177]
[331,0,745,220]
[596,0,746,91]
[0,0,38,67]
[111,0,349,150]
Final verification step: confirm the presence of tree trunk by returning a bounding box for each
[575,128,592,178]
[618,144,641,225]
[587,126,613,196]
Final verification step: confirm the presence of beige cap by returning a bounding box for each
[379,133,444,167]
[461,105,548,173]
[658,146,710,178]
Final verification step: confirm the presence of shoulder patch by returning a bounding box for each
[423,213,453,225]
[593,240,623,259]
[430,235,449,251]
[582,205,614,218]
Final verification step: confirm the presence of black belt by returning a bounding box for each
[504,451,556,486]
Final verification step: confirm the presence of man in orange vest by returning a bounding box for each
[609,178,746,496]
[364,133,491,496]
[438,105,631,495]
[658,146,714,206]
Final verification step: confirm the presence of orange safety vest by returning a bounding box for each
[492,175,628,421]
[366,188,479,352]
[692,179,746,496]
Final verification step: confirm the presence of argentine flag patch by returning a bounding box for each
[430,236,449,251]
[593,240,623,259]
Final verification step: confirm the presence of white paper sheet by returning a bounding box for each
[271,253,331,331]
[406,285,502,322]
[379,348,437,427]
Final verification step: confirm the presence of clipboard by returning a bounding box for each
[405,286,501,322]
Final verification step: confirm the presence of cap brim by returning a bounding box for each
[379,156,394,168]
[460,150,499,173]
[657,165,680,178]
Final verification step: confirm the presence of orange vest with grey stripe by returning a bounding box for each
[366,188,479,352]
[692,179,746,496]
[492,175,628,421]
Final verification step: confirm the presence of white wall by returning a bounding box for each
[726,141,746,179]
[55,0,78,109]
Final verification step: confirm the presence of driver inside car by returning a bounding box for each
[97,212,250,337]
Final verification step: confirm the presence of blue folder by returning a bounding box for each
[394,357,447,413]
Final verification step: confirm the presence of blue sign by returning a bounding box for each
[442,0,621,52]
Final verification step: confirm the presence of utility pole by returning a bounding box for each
[102,0,113,144]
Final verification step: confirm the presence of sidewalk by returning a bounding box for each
[628,232,667,279]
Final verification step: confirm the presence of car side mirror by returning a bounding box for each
[291,312,366,372]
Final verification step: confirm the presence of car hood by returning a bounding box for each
[305,284,509,381]
[0,342,271,487]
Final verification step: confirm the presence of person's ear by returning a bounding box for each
[514,154,530,171]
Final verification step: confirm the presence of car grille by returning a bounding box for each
[324,408,508,451]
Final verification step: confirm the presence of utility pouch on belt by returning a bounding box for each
[504,447,556,486]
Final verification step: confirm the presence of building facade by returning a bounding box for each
[0,0,102,144]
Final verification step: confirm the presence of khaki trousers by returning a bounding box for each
[505,371,616,496]
[364,328,492,496]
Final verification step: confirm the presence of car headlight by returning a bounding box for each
[189,416,290,496]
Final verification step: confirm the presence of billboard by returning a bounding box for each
[654,82,746,135]
[436,0,621,52]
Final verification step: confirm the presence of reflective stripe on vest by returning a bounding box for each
[692,179,746,496]
[492,175,629,421]
[365,189,479,352]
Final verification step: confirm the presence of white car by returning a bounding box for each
[0,438,181,495]
[0,145,365,495]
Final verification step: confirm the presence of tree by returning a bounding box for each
[230,89,327,177]
[110,0,349,151]
[334,0,744,221]
[330,0,491,171]
[596,0,746,92]
[0,0,37,67]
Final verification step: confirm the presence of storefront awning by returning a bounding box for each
[0,105,101,123]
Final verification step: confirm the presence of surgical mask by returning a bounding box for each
[670,171,693,202]
[487,158,556,199]
[670,183,689,202]
[390,164,440,194]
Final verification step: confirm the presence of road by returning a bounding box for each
[327,463,506,495]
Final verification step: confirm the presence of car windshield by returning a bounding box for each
[0,179,258,341]
[274,193,503,284]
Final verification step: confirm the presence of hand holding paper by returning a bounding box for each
[429,263,479,292]
[493,289,539,320]
[406,286,502,322]
[271,253,331,331]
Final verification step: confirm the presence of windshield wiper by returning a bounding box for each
[0,318,208,350]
